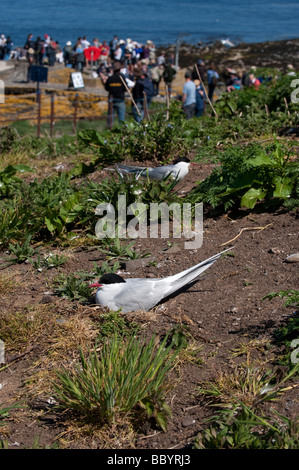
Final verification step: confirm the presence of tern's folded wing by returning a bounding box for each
[112,278,167,312]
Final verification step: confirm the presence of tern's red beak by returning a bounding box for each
[190,162,198,165]
[88,281,102,288]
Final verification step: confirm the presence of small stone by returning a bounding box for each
[268,247,281,254]
[165,245,181,254]
[122,257,155,271]
[182,417,196,427]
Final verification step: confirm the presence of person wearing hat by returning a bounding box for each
[131,67,145,123]
[182,70,196,119]
[63,41,73,66]
[0,34,6,60]
[103,61,127,125]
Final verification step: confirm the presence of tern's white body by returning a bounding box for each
[116,161,190,181]
[92,249,230,313]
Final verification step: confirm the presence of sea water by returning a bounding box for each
[0,0,298,49]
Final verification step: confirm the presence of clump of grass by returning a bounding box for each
[197,362,299,410]
[24,310,99,400]
[50,315,98,354]
[0,273,16,296]
[167,324,203,366]
[193,404,299,449]
[96,311,139,340]
[230,338,272,362]
[53,332,179,430]
[0,308,50,352]
[0,402,21,449]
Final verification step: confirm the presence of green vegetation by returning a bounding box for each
[187,138,299,211]
[0,68,298,448]
[194,404,299,449]
[53,332,178,430]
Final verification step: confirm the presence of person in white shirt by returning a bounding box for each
[81,36,90,49]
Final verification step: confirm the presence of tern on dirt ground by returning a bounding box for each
[115,157,193,181]
[89,248,232,313]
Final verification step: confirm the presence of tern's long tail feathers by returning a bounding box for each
[163,248,233,299]
[116,164,147,175]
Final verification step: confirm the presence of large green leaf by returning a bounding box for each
[220,170,262,196]
[246,154,275,167]
[272,176,293,198]
[77,129,106,147]
[241,187,267,209]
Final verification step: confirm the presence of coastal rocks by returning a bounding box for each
[156,37,299,72]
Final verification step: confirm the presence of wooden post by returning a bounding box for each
[119,74,141,117]
[143,91,149,121]
[73,93,78,133]
[108,98,113,130]
[166,84,170,120]
[50,92,55,137]
[195,64,218,119]
[91,50,94,75]
[37,90,41,138]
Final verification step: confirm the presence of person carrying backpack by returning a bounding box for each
[163,62,177,97]
[207,63,219,102]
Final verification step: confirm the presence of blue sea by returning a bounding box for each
[0,0,298,49]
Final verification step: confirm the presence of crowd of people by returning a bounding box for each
[0,33,14,60]
[0,31,264,123]
[181,60,263,120]
[59,34,178,124]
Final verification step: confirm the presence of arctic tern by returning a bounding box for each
[89,248,232,313]
[115,157,193,181]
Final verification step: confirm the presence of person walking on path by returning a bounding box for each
[163,62,177,97]
[131,67,144,123]
[182,70,196,119]
[101,61,127,126]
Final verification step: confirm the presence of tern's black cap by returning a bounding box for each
[99,273,126,284]
[173,157,190,164]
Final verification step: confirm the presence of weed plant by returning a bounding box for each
[188,137,299,211]
[193,404,299,449]
[53,332,179,430]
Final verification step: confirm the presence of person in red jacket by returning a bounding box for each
[249,73,261,90]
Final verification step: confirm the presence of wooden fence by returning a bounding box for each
[0,86,169,137]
